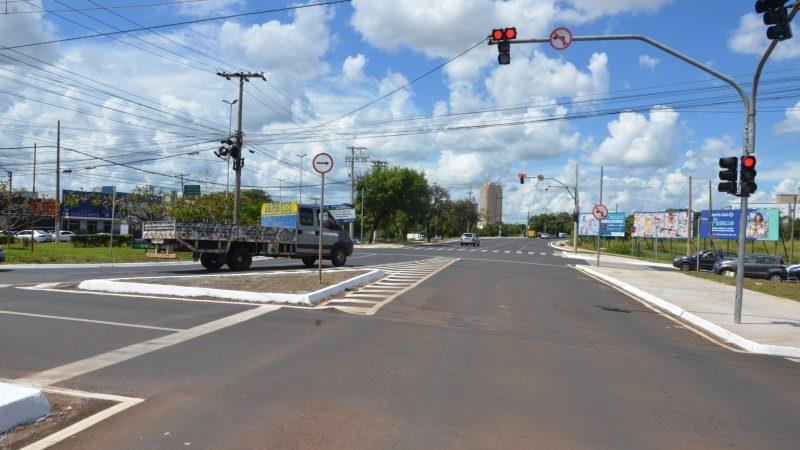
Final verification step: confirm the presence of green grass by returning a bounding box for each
[1,242,192,264]
[685,271,800,302]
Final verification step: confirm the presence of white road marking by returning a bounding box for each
[364,258,459,315]
[528,252,534,255]
[0,284,11,288]
[0,310,184,332]
[20,304,280,386]
[540,252,547,255]
[326,299,378,304]
[492,250,499,253]
[504,251,511,254]
[481,250,487,253]
[516,251,522,254]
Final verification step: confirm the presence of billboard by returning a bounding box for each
[260,201,298,228]
[578,212,626,237]
[61,190,126,219]
[632,212,689,239]
[700,208,780,241]
[328,204,356,224]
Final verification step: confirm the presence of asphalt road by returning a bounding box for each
[2,237,799,449]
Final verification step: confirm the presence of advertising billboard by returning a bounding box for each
[631,211,689,239]
[260,201,298,228]
[61,190,126,219]
[328,204,356,224]
[700,208,780,241]
[578,212,626,237]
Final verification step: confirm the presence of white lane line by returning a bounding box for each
[492,250,499,253]
[19,304,280,386]
[540,252,547,255]
[0,284,11,288]
[365,258,459,315]
[0,309,184,332]
[481,250,487,252]
[504,251,511,254]
[342,293,386,299]
[327,299,378,304]
[516,251,522,254]
[528,252,534,255]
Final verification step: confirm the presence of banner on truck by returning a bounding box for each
[260,201,298,228]
[578,212,626,237]
[631,212,689,239]
[700,208,780,241]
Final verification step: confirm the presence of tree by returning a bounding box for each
[440,199,478,237]
[425,184,450,241]
[170,189,272,226]
[118,185,168,234]
[357,166,430,242]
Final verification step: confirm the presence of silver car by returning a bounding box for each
[460,233,480,246]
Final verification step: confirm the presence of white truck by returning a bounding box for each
[142,202,354,271]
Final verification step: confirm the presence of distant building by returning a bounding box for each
[61,189,129,234]
[479,183,503,226]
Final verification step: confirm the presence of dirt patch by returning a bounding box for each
[0,393,115,449]
[122,270,371,294]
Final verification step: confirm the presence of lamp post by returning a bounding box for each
[222,99,238,198]
[296,153,307,204]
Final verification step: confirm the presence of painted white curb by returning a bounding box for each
[78,269,384,306]
[0,382,52,434]
[575,265,800,359]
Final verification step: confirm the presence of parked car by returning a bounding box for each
[15,230,54,243]
[51,230,76,242]
[0,245,5,263]
[539,233,551,239]
[788,264,800,281]
[712,254,787,282]
[673,250,738,272]
[460,233,480,246]
[352,239,361,245]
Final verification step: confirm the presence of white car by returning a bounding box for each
[460,233,480,246]
[51,230,75,242]
[15,230,54,243]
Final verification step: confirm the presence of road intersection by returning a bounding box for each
[2,238,800,448]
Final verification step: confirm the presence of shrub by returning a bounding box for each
[71,234,132,247]
[0,235,16,245]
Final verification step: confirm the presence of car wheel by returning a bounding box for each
[331,246,347,267]
[724,269,735,277]
[200,253,225,271]
[301,256,316,267]
[680,262,692,272]
[769,273,784,283]
[226,246,252,271]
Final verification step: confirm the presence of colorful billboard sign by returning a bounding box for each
[328,204,356,223]
[631,212,689,239]
[700,208,780,241]
[578,212,626,237]
[260,201,298,228]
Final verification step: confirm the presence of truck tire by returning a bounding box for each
[301,256,316,267]
[226,246,252,271]
[200,253,225,271]
[331,246,347,267]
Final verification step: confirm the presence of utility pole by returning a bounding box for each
[708,180,713,245]
[597,166,603,267]
[217,71,265,225]
[360,185,365,244]
[222,99,237,199]
[297,153,307,204]
[177,173,189,193]
[574,162,579,254]
[31,142,36,253]
[345,146,368,238]
[55,121,61,242]
[687,176,692,255]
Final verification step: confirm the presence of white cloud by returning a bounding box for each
[729,13,800,60]
[638,54,660,70]
[774,100,800,134]
[565,0,674,21]
[0,1,58,62]
[588,107,680,168]
[342,54,367,82]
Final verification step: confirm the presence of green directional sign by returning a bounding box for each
[183,185,201,198]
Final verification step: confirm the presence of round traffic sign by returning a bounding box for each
[312,152,333,174]
[549,27,573,51]
[592,204,608,220]
[537,174,545,182]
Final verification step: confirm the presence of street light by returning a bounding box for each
[222,99,238,198]
[296,153,307,204]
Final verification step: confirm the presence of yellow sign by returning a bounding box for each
[261,201,298,217]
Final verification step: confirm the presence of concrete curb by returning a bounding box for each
[557,248,675,269]
[77,269,385,306]
[575,264,800,359]
[0,382,52,434]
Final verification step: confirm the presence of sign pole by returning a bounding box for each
[597,166,603,267]
[319,172,324,284]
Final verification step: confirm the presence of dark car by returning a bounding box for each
[0,245,5,263]
[673,250,738,272]
[712,254,787,282]
[788,265,800,281]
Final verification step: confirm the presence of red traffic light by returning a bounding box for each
[504,27,517,40]
[742,155,756,168]
[492,29,504,41]
[518,173,526,184]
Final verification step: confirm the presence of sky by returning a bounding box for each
[1,0,800,224]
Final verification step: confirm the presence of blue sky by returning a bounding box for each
[1,0,799,223]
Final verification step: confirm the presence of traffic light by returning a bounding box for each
[740,155,757,196]
[518,173,526,184]
[756,0,792,41]
[718,156,738,195]
[492,27,517,65]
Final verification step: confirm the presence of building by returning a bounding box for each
[61,189,129,235]
[479,183,503,226]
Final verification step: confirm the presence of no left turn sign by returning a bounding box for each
[549,27,573,51]
[312,152,333,174]
[592,204,609,220]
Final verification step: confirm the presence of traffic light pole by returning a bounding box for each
[491,21,800,323]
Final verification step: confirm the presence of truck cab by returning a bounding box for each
[295,205,353,268]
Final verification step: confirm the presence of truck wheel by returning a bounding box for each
[331,246,347,267]
[200,253,224,271]
[226,246,252,271]
[301,256,316,267]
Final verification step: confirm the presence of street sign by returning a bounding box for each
[549,27,573,51]
[328,204,356,223]
[183,184,201,198]
[592,204,608,220]
[537,174,545,182]
[312,153,333,174]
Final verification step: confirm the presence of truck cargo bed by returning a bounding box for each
[142,221,297,243]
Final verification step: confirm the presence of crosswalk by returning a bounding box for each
[399,245,556,257]
[321,257,457,315]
